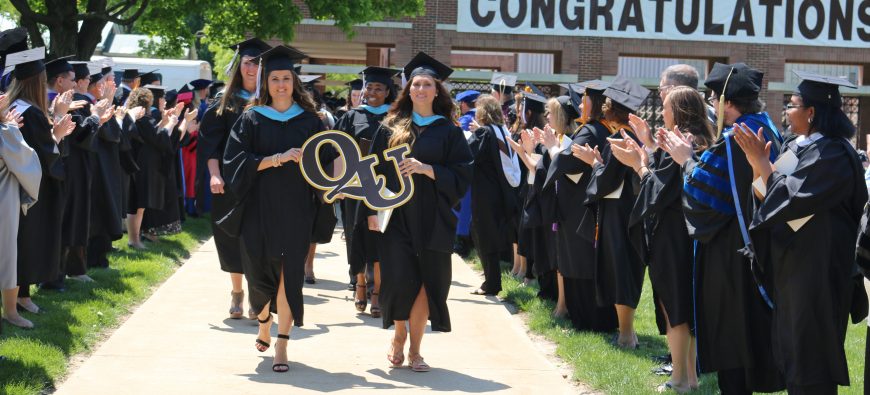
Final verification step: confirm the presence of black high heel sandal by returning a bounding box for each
[354,284,367,312]
[272,334,290,373]
[254,314,272,352]
[370,292,381,318]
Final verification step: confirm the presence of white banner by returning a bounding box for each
[456,0,870,48]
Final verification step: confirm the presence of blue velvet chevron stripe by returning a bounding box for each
[684,148,735,215]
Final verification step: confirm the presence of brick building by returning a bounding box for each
[289,0,870,144]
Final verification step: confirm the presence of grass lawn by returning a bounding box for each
[0,216,211,395]
[465,253,868,394]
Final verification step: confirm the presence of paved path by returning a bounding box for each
[57,228,578,394]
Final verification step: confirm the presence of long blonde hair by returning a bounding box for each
[384,75,455,148]
[546,98,576,136]
[0,72,50,121]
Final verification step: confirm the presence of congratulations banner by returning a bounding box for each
[457,0,870,48]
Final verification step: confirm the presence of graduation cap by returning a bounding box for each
[491,73,517,94]
[556,95,580,120]
[299,75,322,85]
[120,68,140,80]
[521,91,547,113]
[69,61,90,81]
[704,62,763,101]
[189,78,212,90]
[360,66,398,87]
[177,83,194,102]
[456,90,480,103]
[253,45,309,95]
[0,28,29,71]
[87,62,106,84]
[139,70,161,86]
[209,81,225,98]
[144,84,165,100]
[230,38,271,59]
[603,76,651,113]
[5,47,45,81]
[164,89,178,106]
[347,79,363,91]
[576,80,610,94]
[402,51,453,82]
[793,70,857,108]
[45,55,75,78]
[524,81,544,96]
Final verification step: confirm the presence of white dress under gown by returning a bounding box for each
[0,123,42,289]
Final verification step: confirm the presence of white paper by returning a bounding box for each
[11,99,31,115]
[566,172,583,184]
[376,189,397,233]
[603,180,624,199]
[752,177,767,197]
[787,216,813,232]
[774,150,799,175]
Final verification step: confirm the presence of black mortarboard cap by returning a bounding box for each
[603,76,651,113]
[45,55,75,78]
[522,92,547,113]
[299,75,321,85]
[139,70,161,86]
[0,28,28,71]
[230,38,272,58]
[403,52,453,81]
[577,80,610,94]
[255,45,308,74]
[189,79,212,90]
[122,69,140,80]
[704,62,763,101]
[144,84,165,100]
[557,95,580,120]
[361,66,397,87]
[70,61,90,80]
[178,84,192,94]
[491,73,517,94]
[88,62,105,84]
[347,79,363,90]
[164,89,178,106]
[6,47,45,81]
[793,70,857,108]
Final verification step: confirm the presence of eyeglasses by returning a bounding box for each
[658,84,674,93]
[706,95,718,105]
[785,104,805,110]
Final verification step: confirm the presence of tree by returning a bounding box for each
[7,0,424,59]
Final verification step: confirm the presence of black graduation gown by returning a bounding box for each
[16,105,65,285]
[142,124,184,233]
[682,133,784,391]
[750,135,867,388]
[334,107,385,275]
[545,121,618,332]
[118,114,140,215]
[366,118,472,332]
[61,94,100,248]
[583,130,645,309]
[523,144,558,274]
[467,125,518,255]
[89,113,125,241]
[628,150,693,334]
[113,86,131,107]
[198,95,243,273]
[129,116,172,212]
[223,109,329,326]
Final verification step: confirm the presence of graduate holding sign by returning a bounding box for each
[734,71,867,394]
[222,45,335,373]
[334,66,398,317]
[366,52,472,372]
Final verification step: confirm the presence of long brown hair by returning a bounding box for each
[216,59,247,116]
[384,75,456,148]
[0,72,50,120]
[246,69,317,114]
[474,94,504,126]
[668,86,715,151]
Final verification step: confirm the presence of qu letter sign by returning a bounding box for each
[299,130,414,211]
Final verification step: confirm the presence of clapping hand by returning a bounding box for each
[608,129,648,174]
[92,99,114,125]
[628,113,655,149]
[128,106,146,121]
[50,90,75,116]
[51,114,75,142]
[102,81,117,102]
[656,127,694,166]
[571,143,602,165]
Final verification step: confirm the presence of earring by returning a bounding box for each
[808,118,813,123]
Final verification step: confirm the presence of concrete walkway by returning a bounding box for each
[56,228,578,394]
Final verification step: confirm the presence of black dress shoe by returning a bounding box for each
[39,280,66,292]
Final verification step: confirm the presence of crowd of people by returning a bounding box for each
[2,24,870,393]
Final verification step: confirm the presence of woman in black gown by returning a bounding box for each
[734,71,867,394]
[334,66,396,317]
[2,47,75,316]
[467,94,520,296]
[199,38,270,320]
[365,52,472,372]
[573,76,649,349]
[610,86,714,391]
[222,45,332,373]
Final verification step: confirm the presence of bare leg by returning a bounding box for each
[510,243,521,276]
[255,300,272,351]
[229,273,244,319]
[126,208,146,248]
[615,304,638,348]
[388,320,408,366]
[2,287,32,328]
[304,243,316,278]
[273,268,292,370]
[688,335,698,388]
[553,272,568,318]
[659,301,691,392]
[371,262,381,307]
[230,273,243,293]
[407,286,429,358]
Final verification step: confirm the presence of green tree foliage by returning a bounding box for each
[7,0,423,60]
